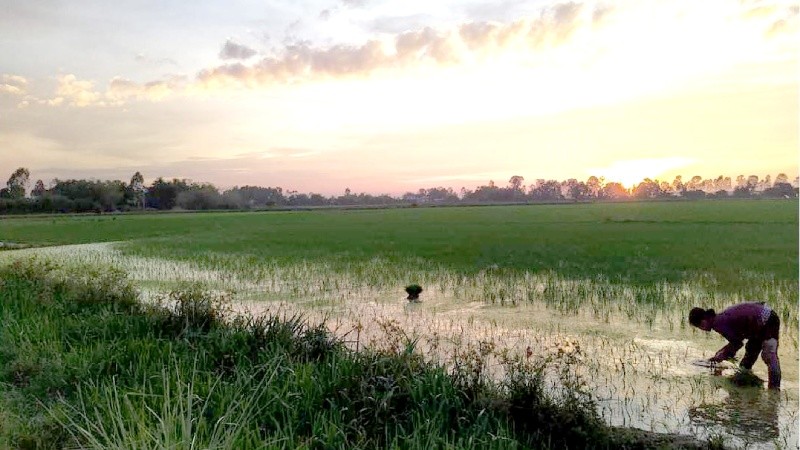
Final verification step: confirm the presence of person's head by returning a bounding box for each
[689,307,716,331]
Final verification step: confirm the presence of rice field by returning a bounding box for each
[1,200,797,449]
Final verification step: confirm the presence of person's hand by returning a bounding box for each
[708,355,722,363]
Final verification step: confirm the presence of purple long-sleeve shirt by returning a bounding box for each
[711,302,772,360]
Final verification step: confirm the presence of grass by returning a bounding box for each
[0,259,710,449]
[0,200,796,292]
[1,200,796,448]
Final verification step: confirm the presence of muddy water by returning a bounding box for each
[237,288,798,450]
[4,244,797,449]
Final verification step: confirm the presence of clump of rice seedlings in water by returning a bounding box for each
[728,368,765,388]
[405,283,423,302]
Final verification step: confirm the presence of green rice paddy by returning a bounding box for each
[2,200,797,287]
[1,199,797,449]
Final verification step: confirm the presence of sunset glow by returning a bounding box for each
[593,158,697,189]
[0,0,797,194]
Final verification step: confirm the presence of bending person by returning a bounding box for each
[689,302,781,389]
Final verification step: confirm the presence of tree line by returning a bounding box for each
[0,168,796,214]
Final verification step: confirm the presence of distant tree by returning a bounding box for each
[466,181,505,202]
[230,185,285,207]
[337,187,358,205]
[51,179,95,202]
[418,187,459,203]
[632,178,661,199]
[560,179,577,199]
[602,182,629,200]
[730,175,760,198]
[147,177,189,210]
[762,182,796,198]
[682,189,706,200]
[711,190,729,198]
[95,180,126,211]
[401,191,422,203]
[686,175,702,191]
[774,173,789,185]
[508,175,525,192]
[288,192,311,206]
[721,177,732,192]
[586,176,603,198]
[176,183,221,210]
[308,193,329,205]
[746,175,759,190]
[733,186,752,198]
[6,167,30,199]
[659,181,674,196]
[568,181,590,201]
[530,180,562,201]
[671,175,684,193]
[129,171,146,210]
[761,174,772,191]
[44,178,127,212]
[220,189,245,209]
[31,179,46,198]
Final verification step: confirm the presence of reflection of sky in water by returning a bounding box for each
[230,292,800,449]
[4,244,798,449]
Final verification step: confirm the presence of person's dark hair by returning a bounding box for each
[689,307,715,327]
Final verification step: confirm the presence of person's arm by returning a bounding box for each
[710,340,743,362]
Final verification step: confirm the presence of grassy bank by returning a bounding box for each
[0,259,710,449]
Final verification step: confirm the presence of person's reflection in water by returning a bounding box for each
[689,378,780,445]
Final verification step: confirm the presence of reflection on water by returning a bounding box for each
[3,244,798,449]
[689,379,780,446]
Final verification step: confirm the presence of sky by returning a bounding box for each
[0,0,797,195]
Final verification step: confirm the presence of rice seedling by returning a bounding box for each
[3,258,720,449]
[0,200,796,448]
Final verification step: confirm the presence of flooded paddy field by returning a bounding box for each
[1,201,797,448]
[3,239,797,449]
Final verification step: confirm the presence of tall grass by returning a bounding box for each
[0,259,709,449]
[55,363,281,450]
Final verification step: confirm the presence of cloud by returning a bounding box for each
[134,53,179,67]
[198,39,392,87]
[367,14,438,34]
[0,74,28,95]
[394,27,459,64]
[219,39,258,60]
[198,2,597,88]
[341,0,367,8]
[33,74,184,107]
[591,4,614,24]
[30,0,791,110]
[52,74,103,107]
[107,76,185,103]
[765,5,799,36]
[739,1,799,36]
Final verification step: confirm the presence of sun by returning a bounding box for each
[590,158,695,189]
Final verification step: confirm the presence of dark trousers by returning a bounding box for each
[741,312,781,389]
